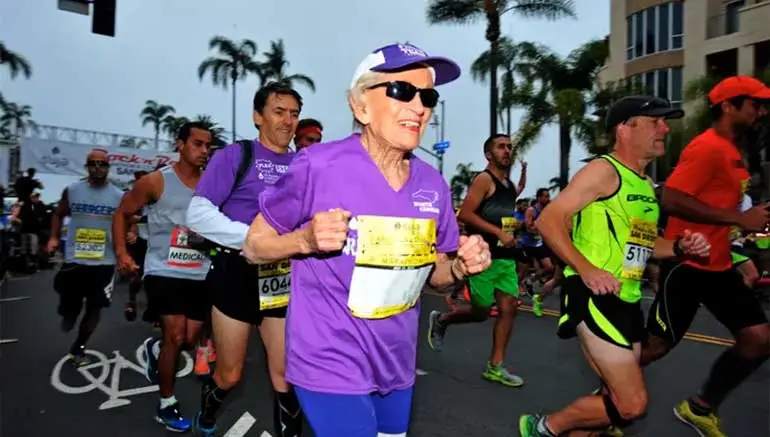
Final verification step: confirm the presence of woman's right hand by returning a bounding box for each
[305,208,351,253]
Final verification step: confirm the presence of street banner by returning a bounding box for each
[20,138,178,190]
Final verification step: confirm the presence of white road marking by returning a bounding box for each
[416,368,428,376]
[260,432,273,437]
[0,339,19,344]
[8,276,30,281]
[223,412,256,437]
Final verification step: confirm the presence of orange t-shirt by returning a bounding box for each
[664,128,750,271]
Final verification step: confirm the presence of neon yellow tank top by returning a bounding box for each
[564,155,659,303]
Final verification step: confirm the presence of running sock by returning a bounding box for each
[687,398,713,416]
[699,348,768,410]
[199,376,230,428]
[536,416,557,437]
[160,395,177,409]
[273,389,302,437]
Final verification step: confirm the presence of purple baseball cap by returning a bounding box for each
[349,43,462,89]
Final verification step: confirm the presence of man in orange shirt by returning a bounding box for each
[643,76,770,436]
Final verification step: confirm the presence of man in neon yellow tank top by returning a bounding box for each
[518,96,711,437]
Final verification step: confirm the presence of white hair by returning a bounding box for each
[347,70,386,130]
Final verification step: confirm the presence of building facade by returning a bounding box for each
[599,0,770,101]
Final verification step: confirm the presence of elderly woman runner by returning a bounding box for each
[242,43,493,436]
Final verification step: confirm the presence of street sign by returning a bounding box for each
[432,141,450,152]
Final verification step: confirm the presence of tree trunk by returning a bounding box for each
[506,106,512,136]
[559,119,572,189]
[485,0,499,136]
[154,127,159,151]
[231,74,237,143]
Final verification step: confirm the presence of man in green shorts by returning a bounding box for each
[428,133,525,387]
[517,96,711,436]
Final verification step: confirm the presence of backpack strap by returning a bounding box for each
[220,140,254,208]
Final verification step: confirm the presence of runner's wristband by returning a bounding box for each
[673,236,685,258]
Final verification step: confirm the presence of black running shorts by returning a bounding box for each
[144,275,210,321]
[210,249,287,326]
[557,275,645,349]
[647,260,768,347]
[54,263,116,318]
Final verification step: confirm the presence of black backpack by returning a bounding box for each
[190,140,253,253]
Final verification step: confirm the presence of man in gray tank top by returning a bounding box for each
[46,149,123,367]
[112,122,212,433]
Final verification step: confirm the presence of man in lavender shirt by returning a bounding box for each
[243,43,493,437]
[185,82,303,437]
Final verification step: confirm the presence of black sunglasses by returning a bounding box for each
[86,160,110,168]
[368,81,440,108]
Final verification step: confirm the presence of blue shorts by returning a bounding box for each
[295,385,413,437]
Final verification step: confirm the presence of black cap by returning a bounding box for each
[605,95,685,132]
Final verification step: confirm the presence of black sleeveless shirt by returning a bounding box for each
[466,169,520,259]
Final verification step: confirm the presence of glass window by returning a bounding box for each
[658,4,669,51]
[671,67,683,103]
[633,74,643,91]
[657,68,669,99]
[645,8,657,55]
[645,71,656,94]
[672,1,683,48]
[627,16,634,60]
[726,1,745,34]
[635,13,644,57]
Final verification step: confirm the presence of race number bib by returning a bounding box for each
[258,259,291,310]
[74,228,106,260]
[167,227,206,269]
[621,218,656,280]
[348,215,437,319]
[499,217,519,247]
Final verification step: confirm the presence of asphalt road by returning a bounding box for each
[1,269,768,437]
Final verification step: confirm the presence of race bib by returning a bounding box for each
[621,218,657,280]
[499,217,519,247]
[258,259,291,310]
[167,226,206,269]
[74,228,106,260]
[348,215,437,319]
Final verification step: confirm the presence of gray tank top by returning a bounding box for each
[143,166,210,280]
[65,180,124,265]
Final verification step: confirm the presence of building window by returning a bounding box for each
[629,67,682,109]
[671,67,683,107]
[672,1,683,49]
[626,16,633,60]
[626,2,683,61]
[658,68,669,100]
[726,1,745,35]
[645,8,657,55]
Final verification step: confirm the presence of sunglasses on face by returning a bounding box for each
[87,160,109,168]
[368,81,440,108]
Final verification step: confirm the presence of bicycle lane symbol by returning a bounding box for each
[49,344,193,410]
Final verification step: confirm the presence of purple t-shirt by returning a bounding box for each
[195,140,295,223]
[259,134,459,395]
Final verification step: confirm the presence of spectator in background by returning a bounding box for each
[19,192,46,272]
[14,168,44,203]
[294,118,323,151]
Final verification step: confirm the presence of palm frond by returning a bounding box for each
[426,0,484,25]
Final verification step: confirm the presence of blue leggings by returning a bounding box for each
[295,385,413,437]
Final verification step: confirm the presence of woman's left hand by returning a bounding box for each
[456,235,492,276]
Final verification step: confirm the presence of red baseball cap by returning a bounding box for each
[708,75,770,105]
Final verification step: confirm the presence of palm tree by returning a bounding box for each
[140,100,175,149]
[0,102,36,137]
[261,39,316,93]
[508,38,608,189]
[0,42,32,79]
[450,163,478,204]
[119,138,150,149]
[426,0,576,136]
[198,36,264,142]
[471,37,539,136]
[162,115,190,141]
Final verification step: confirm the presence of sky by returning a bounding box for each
[1,0,609,203]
